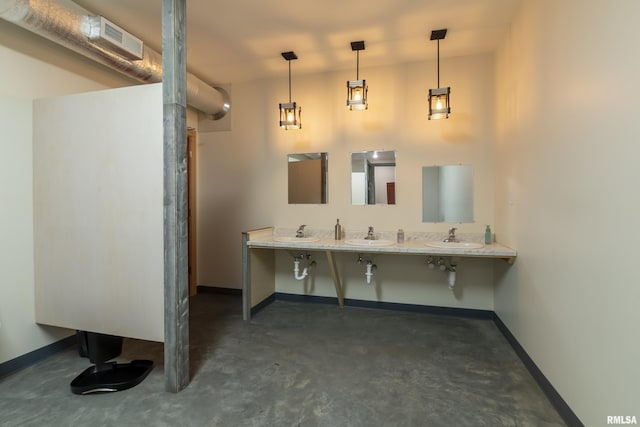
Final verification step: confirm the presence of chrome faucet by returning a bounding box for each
[444,227,458,243]
[365,226,376,240]
[296,225,306,238]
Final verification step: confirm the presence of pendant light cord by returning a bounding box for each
[288,60,292,102]
[437,39,440,88]
[356,50,360,80]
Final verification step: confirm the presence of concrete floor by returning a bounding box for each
[0,293,566,426]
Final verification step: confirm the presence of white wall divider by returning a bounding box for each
[33,83,164,342]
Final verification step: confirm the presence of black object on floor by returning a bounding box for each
[70,360,153,395]
[70,331,153,395]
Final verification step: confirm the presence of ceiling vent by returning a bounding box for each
[87,16,143,61]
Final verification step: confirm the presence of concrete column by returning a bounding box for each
[162,0,189,392]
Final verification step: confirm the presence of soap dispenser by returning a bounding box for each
[485,225,492,245]
[335,219,342,240]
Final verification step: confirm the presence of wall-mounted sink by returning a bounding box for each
[425,241,484,249]
[344,239,395,247]
[274,236,320,243]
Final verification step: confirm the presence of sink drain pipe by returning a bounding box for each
[425,256,457,289]
[357,255,377,284]
[365,261,377,284]
[447,262,457,290]
[293,255,315,281]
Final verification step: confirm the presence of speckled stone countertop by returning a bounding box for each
[245,227,517,262]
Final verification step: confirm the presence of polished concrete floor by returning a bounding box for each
[0,293,566,426]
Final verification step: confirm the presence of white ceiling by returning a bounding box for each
[74,0,521,86]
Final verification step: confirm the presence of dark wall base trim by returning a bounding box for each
[197,286,242,296]
[493,315,583,427]
[250,293,276,317]
[274,292,494,319]
[0,335,76,380]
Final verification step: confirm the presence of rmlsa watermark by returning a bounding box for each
[607,415,638,425]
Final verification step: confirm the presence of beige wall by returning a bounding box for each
[0,22,133,363]
[494,0,640,424]
[276,252,494,310]
[198,53,498,310]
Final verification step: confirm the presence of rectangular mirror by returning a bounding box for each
[288,153,328,204]
[422,165,474,222]
[351,150,396,205]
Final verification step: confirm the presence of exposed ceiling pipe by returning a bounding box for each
[0,0,230,120]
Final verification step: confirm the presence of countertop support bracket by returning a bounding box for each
[325,251,344,307]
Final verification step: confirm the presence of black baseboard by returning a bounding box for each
[274,292,494,319]
[250,293,276,317]
[197,285,242,296]
[0,335,76,380]
[493,315,583,427]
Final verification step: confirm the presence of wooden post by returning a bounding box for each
[162,0,189,392]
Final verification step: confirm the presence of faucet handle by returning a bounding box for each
[296,224,307,237]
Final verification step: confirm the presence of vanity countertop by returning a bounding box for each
[245,228,517,262]
[242,227,517,320]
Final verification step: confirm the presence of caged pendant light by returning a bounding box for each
[428,29,451,120]
[279,51,302,129]
[347,40,367,110]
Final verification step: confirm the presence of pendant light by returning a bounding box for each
[428,29,451,120]
[347,40,367,110]
[279,51,302,129]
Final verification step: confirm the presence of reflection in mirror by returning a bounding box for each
[288,153,328,204]
[351,150,396,205]
[422,165,474,222]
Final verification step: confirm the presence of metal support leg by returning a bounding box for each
[242,232,251,320]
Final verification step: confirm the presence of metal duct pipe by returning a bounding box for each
[0,0,230,119]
